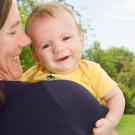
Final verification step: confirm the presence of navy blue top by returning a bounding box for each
[0,80,108,135]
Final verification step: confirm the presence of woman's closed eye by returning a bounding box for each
[8,31,17,36]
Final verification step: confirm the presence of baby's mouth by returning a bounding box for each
[57,56,69,62]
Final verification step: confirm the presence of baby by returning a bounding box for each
[21,2,125,135]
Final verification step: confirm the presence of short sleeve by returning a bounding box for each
[86,61,117,98]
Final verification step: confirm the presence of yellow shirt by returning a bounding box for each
[21,60,117,104]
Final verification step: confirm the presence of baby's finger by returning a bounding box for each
[92,127,102,135]
[95,118,105,128]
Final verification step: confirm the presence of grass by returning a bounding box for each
[116,114,135,135]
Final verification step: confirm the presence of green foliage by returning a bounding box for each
[118,83,135,114]
[20,47,36,71]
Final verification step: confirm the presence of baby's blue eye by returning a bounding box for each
[62,36,71,41]
[42,44,50,49]
[42,41,53,49]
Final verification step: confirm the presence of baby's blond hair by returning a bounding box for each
[26,2,82,34]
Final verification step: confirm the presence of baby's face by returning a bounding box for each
[27,10,84,74]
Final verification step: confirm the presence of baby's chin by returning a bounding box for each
[49,66,78,74]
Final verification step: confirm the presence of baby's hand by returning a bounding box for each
[92,118,114,135]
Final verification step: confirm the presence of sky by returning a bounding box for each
[41,0,135,53]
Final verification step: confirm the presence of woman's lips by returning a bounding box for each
[13,55,19,60]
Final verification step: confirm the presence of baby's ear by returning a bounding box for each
[80,32,84,47]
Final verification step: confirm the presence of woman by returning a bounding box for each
[0,0,108,135]
[0,0,31,104]
[0,0,31,80]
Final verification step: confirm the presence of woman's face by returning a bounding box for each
[0,0,31,80]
